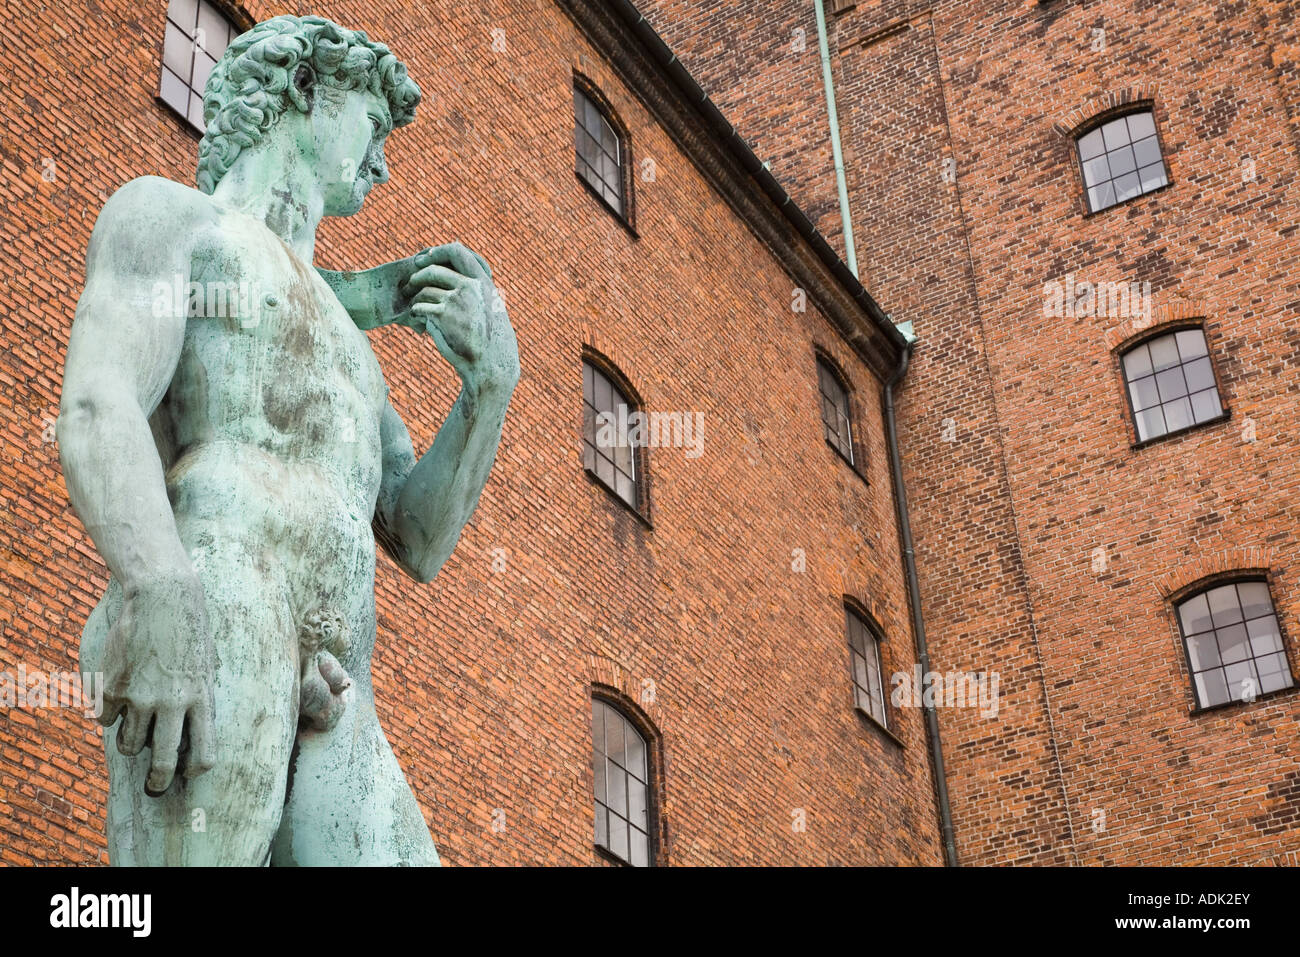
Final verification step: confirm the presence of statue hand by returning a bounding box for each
[399,243,520,396]
[100,574,217,795]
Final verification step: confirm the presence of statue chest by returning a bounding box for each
[169,222,388,467]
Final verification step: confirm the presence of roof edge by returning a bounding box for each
[556,0,908,381]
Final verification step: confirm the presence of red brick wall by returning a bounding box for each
[640,0,1300,864]
[0,0,944,864]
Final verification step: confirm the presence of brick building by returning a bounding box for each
[4,0,1297,868]
[638,0,1300,864]
[0,0,949,865]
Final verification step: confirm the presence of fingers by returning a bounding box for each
[411,285,455,306]
[117,706,151,756]
[401,263,469,298]
[97,693,125,728]
[418,243,491,281]
[183,698,216,779]
[145,707,184,795]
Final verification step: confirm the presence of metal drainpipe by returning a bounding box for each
[813,0,859,278]
[885,340,959,867]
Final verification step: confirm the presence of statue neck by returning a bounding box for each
[210,147,324,263]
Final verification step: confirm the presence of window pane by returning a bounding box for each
[1179,593,1213,635]
[163,20,193,77]
[1175,329,1209,360]
[1123,344,1153,379]
[625,726,646,780]
[196,0,228,57]
[1190,389,1222,422]
[159,67,189,114]
[1247,615,1283,656]
[593,753,606,803]
[594,804,608,846]
[1155,366,1189,402]
[1217,623,1251,664]
[168,0,199,27]
[607,768,627,817]
[1181,357,1215,393]
[1237,582,1273,621]
[1078,127,1105,160]
[605,713,626,767]
[1162,396,1192,432]
[1132,135,1162,169]
[1082,154,1110,186]
[1126,111,1157,140]
[629,827,648,867]
[1148,335,1181,371]
[1134,406,1165,441]
[608,814,629,861]
[1102,118,1131,151]
[1257,654,1293,694]
[592,701,606,754]
[615,471,636,506]
[1113,171,1142,203]
[1128,376,1160,412]
[627,779,647,829]
[1088,181,1116,212]
[1207,584,1244,628]
[1223,660,1258,701]
[1107,147,1137,177]
[1195,669,1230,708]
[188,91,205,130]
[192,51,216,96]
[1186,632,1220,671]
[1138,164,1168,192]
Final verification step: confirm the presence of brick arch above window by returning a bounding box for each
[1052,83,1164,138]
[584,654,664,729]
[1104,296,1216,352]
[577,323,656,408]
[1155,548,1283,601]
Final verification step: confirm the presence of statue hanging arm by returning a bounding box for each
[57,178,218,795]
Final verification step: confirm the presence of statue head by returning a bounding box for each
[196,15,421,216]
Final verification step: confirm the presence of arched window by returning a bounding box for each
[1177,579,1295,709]
[573,80,629,219]
[846,605,887,727]
[582,357,643,512]
[1077,109,1168,212]
[591,698,654,866]
[817,357,855,466]
[159,0,241,132]
[1121,326,1224,442]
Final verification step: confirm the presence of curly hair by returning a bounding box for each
[195,15,421,194]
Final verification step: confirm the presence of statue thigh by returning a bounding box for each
[271,687,441,866]
[88,525,299,866]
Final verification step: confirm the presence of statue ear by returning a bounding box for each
[290,63,315,113]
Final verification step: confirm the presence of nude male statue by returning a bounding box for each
[56,15,519,865]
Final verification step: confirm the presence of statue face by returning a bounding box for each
[310,84,393,217]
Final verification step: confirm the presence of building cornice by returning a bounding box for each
[555,0,907,383]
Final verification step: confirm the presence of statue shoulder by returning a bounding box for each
[91,176,220,257]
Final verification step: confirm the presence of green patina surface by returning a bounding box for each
[57,15,519,865]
